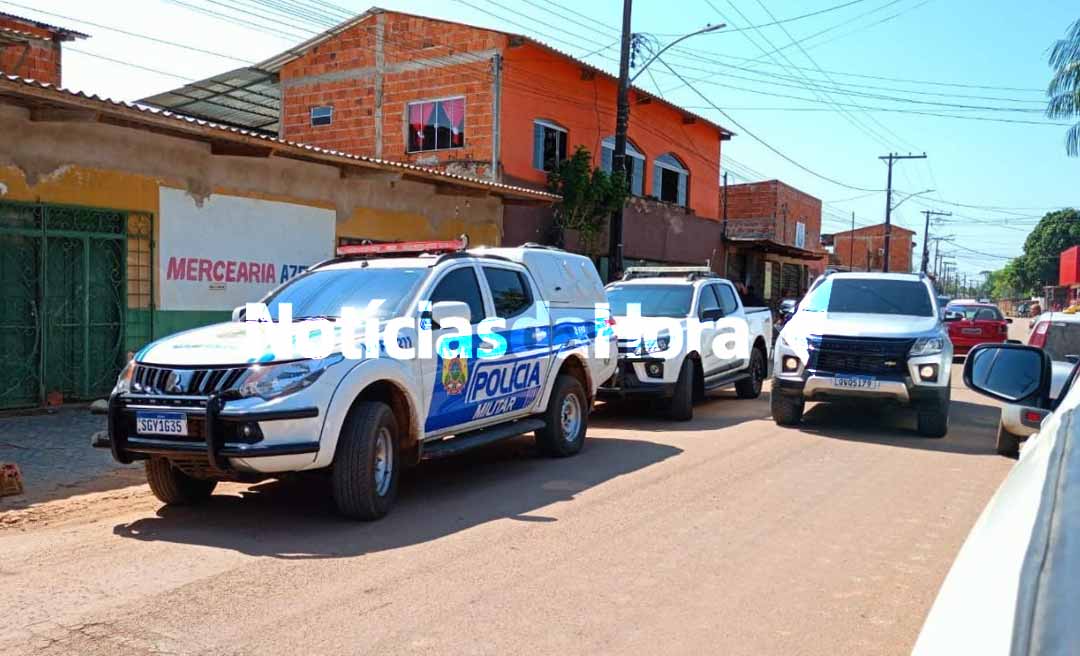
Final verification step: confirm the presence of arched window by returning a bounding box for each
[601,136,645,196]
[654,153,688,207]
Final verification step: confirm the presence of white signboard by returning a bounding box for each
[795,221,807,249]
[159,188,335,311]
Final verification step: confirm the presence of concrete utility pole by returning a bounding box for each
[607,0,634,282]
[920,210,951,273]
[850,212,855,271]
[879,152,927,272]
[606,14,724,281]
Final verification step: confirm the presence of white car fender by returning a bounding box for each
[310,357,424,470]
[536,348,596,410]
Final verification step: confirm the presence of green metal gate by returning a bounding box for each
[0,202,153,409]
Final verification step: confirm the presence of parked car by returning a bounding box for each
[994,312,1080,456]
[914,341,1080,655]
[772,272,953,437]
[599,267,772,420]
[94,240,616,520]
[944,302,1011,357]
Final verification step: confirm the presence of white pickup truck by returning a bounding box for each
[598,267,773,420]
[95,240,616,520]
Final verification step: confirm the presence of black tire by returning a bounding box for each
[771,392,804,426]
[995,424,1021,458]
[916,387,950,438]
[536,374,589,457]
[668,359,694,421]
[332,401,400,520]
[736,347,766,399]
[145,457,217,505]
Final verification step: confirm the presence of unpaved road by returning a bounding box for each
[1,367,1012,656]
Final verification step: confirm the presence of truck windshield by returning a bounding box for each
[264,267,427,320]
[802,279,934,317]
[606,285,693,318]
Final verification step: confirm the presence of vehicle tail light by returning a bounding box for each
[1030,322,1049,348]
[606,317,617,327]
[1000,323,1009,335]
[1024,410,1045,424]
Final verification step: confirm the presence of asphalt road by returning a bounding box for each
[1,363,1014,656]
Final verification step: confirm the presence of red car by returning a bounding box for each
[945,303,1011,355]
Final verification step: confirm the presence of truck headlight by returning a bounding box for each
[113,360,135,395]
[239,354,345,400]
[909,337,945,357]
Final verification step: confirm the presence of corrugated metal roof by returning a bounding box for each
[140,67,280,133]
[0,10,88,40]
[0,74,558,201]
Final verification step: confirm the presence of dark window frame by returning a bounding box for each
[534,120,568,172]
[483,266,534,319]
[311,105,333,127]
[429,265,487,325]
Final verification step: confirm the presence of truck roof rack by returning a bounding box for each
[622,266,718,282]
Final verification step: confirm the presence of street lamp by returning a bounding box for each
[607,7,726,281]
[890,188,935,212]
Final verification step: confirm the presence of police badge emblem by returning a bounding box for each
[441,356,468,395]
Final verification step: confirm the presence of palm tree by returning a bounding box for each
[1047,18,1080,156]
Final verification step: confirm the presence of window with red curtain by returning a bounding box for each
[406,97,465,153]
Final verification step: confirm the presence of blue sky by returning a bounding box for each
[11,0,1079,280]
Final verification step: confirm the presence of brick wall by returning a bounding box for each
[831,223,915,272]
[720,179,823,251]
[280,11,502,177]
[0,16,63,85]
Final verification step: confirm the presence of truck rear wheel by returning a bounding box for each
[995,423,1021,458]
[145,457,217,505]
[736,347,766,399]
[667,360,694,421]
[536,374,588,457]
[771,393,804,426]
[332,401,400,520]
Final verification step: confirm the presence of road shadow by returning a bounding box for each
[591,392,771,433]
[796,397,1002,456]
[112,435,681,559]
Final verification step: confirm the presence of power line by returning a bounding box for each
[0,1,255,64]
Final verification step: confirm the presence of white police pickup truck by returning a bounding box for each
[598,267,773,420]
[95,239,616,520]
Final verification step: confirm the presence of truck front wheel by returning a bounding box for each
[332,401,400,520]
[145,457,217,505]
[536,374,588,457]
[667,360,695,421]
[771,393,804,426]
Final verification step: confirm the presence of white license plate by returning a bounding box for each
[135,411,188,436]
[834,374,880,390]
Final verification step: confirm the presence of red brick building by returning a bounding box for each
[0,12,86,86]
[831,223,917,273]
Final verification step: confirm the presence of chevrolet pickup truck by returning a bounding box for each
[598,267,772,420]
[772,271,953,437]
[95,240,616,520]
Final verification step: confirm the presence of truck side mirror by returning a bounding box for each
[429,300,472,328]
[963,343,1051,406]
[232,305,246,322]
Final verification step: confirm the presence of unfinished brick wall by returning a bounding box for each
[721,179,823,252]
[832,224,915,273]
[0,16,62,85]
[280,11,502,176]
